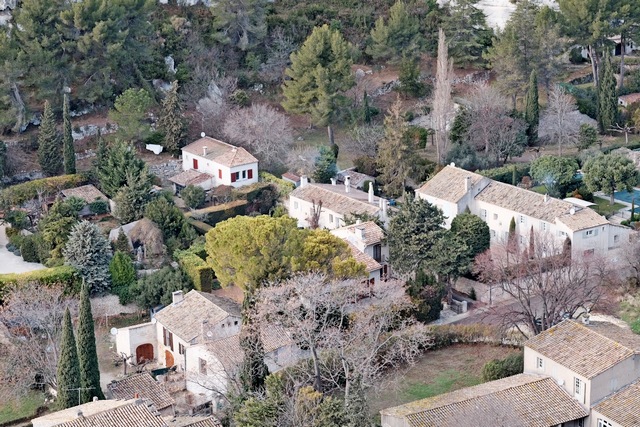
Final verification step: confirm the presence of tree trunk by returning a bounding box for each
[310,345,323,392]
[619,34,626,91]
[610,192,615,206]
[589,45,600,88]
[327,125,335,147]
[10,82,26,134]
[342,357,350,400]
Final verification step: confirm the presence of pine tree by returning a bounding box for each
[110,251,137,305]
[397,55,426,98]
[524,69,539,146]
[238,324,269,394]
[598,53,618,134]
[282,24,354,148]
[363,90,372,125]
[96,139,148,198]
[38,100,63,177]
[157,81,186,155]
[442,0,492,67]
[77,283,105,402]
[57,308,80,409]
[113,228,131,254]
[312,146,337,184]
[366,0,422,62]
[63,93,76,174]
[113,168,152,224]
[63,221,113,294]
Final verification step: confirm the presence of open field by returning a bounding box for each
[592,197,626,217]
[367,343,522,419]
[0,391,46,425]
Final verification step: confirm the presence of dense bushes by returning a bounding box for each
[89,199,109,215]
[0,265,80,298]
[0,174,84,207]
[175,251,215,292]
[259,172,296,198]
[478,164,530,185]
[187,200,249,227]
[481,352,524,381]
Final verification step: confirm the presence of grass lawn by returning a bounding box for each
[530,185,547,195]
[367,344,521,419]
[0,391,46,424]
[591,197,626,217]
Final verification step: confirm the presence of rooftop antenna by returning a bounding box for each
[65,386,95,406]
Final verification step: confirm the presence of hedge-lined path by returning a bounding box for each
[0,226,45,274]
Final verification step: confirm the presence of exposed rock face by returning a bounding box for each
[0,0,17,11]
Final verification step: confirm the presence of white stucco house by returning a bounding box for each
[114,290,300,408]
[288,176,389,230]
[382,318,640,427]
[415,164,630,258]
[331,221,389,284]
[169,136,258,193]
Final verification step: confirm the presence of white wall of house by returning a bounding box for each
[589,356,640,406]
[227,164,258,188]
[289,196,344,230]
[589,410,623,427]
[182,152,258,188]
[155,321,190,370]
[115,322,157,364]
[185,346,230,403]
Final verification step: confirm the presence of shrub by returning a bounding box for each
[353,156,377,176]
[405,126,429,149]
[0,174,84,207]
[20,234,39,263]
[181,185,206,209]
[631,318,640,335]
[110,251,137,305]
[186,200,248,227]
[0,265,80,299]
[569,47,584,64]
[174,250,215,292]
[259,172,295,198]
[229,89,250,107]
[89,199,109,215]
[482,352,524,381]
[5,210,29,230]
[478,164,530,185]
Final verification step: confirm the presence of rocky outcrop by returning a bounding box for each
[0,0,17,11]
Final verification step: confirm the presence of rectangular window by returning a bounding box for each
[493,213,498,220]
[231,172,238,183]
[574,377,585,403]
[329,214,334,223]
[614,235,620,243]
[519,215,526,224]
[193,158,199,170]
[519,235,525,244]
[179,343,185,355]
[490,229,496,238]
[373,244,382,262]
[163,328,173,351]
[480,209,487,219]
[248,169,253,179]
[540,221,547,231]
[536,357,544,370]
[242,170,246,179]
[598,420,613,427]
[586,230,594,236]
[294,201,299,210]
[218,169,222,179]
[199,358,207,375]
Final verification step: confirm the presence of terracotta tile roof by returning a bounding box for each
[619,93,640,105]
[525,320,639,379]
[182,137,257,167]
[290,183,382,216]
[556,206,609,231]
[166,416,222,427]
[154,291,241,343]
[204,326,294,371]
[107,373,174,410]
[415,165,486,203]
[281,172,300,182]
[334,221,385,246]
[61,184,108,204]
[346,242,382,273]
[593,379,640,426]
[168,170,211,187]
[381,374,588,427]
[54,399,165,427]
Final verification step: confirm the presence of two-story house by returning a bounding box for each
[416,164,630,258]
[381,319,640,427]
[169,136,258,193]
[331,221,389,284]
[288,176,389,230]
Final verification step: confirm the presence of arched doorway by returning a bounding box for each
[165,350,175,367]
[135,344,154,364]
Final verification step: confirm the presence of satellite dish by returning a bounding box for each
[200,132,206,138]
[110,327,118,336]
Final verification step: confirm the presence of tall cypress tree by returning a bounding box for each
[77,282,105,403]
[524,69,539,146]
[57,308,80,409]
[63,93,76,174]
[38,100,63,177]
[598,53,618,134]
[157,81,186,155]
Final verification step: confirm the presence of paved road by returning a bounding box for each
[0,225,45,274]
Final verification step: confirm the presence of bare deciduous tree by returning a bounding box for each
[0,284,77,399]
[224,104,294,171]
[285,145,320,176]
[473,233,609,337]
[343,125,384,158]
[257,273,430,399]
[545,85,578,155]
[259,28,298,84]
[433,28,454,165]
[195,74,238,136]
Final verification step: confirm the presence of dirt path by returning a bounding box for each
[0,226,45,274]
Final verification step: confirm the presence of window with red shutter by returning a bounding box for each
[193,158,198,170]
[231,172,237,183]
[218,169,222,179]
[248,169,253,179]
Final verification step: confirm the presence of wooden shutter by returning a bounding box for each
[248,169,253,179]
[163,327,167,346]
[218,169,222,179]
[193,158,198,170]
[231,172,237,183]
[169,332,174,351]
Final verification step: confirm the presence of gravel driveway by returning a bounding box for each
[0,225,45,274]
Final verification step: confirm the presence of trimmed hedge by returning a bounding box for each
[232,181,272,202]
[0,174,85,207]
[482,352,524,381]
[0,265,80,299]
[186,200,248,227]
[478,164,530,185]
[259,171,296,198]
[174,247,215,292]
[188,219,213,234]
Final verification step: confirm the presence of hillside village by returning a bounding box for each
[3,0,640,426]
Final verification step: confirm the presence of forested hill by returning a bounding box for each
[0,0,487,134]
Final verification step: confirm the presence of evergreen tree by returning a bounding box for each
[312,146,337,184]
[363,91,372,125]
[57,308,80,409]
[38,100,63,177]
[108,88,154,144]
[442,0,492,67]
[577,124,598,150]
[96,139,148,198]
[110,251,137,305]
[62,93,76,174]
[94,131,107,168]
[238,322,269,394]
[397,56,426,98]
[282,25,354,148]
[366,0,422,62]
[211,0,268,51]
[405,269,445,322]
[77,283,105,403]
[157,81,186,155]
[0,140,7,184]
[180,185,206,209]
[113,228,131,254]
[63,221,113,294]
[376,98,415,197]
[524,69,539,146]
[113,168,152,224]
[598,53,618,134]
[449,108,471,145]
